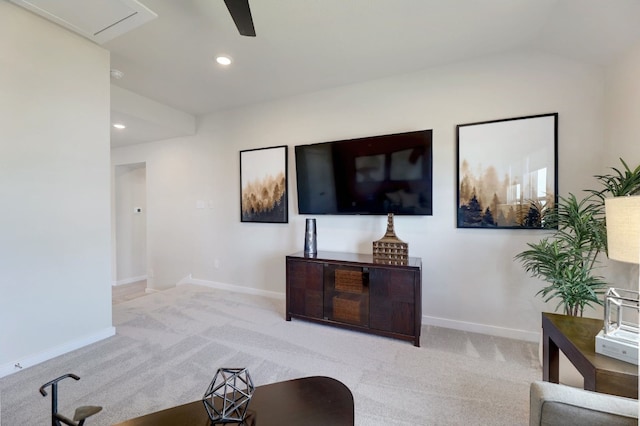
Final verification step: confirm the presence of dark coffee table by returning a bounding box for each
[112,376,354,426]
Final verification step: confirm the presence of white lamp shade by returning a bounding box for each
[605,196,640,264]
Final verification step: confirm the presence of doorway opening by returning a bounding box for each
[113,162,147,303]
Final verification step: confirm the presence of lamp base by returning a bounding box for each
[595,330,638,365]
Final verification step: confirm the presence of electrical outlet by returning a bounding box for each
[214,259,220,269]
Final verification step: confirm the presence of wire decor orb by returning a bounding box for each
[202,368,254,424]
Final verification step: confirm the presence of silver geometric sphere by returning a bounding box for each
[202,367,254,423]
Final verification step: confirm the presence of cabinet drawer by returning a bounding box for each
[323,264,369,327]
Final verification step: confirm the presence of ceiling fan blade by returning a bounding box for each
[224,0,256,37]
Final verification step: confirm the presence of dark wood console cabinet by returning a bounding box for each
[286,251,422,346]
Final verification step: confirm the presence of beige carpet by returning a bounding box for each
[0,284,541,425]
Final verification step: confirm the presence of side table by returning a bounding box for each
[542,312,638,399]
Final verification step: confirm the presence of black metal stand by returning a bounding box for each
[39,373,102,426]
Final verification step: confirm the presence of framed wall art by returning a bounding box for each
[456,113,558,229]
[240,145,288,223]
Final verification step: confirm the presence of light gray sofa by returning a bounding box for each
[530,381,638,425]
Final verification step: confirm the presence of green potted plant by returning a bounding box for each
[515,159,640,316]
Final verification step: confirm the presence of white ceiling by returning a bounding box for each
[32,0,640,146]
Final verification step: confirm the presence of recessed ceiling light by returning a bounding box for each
[113,123,126,129]
[216,56,232,66]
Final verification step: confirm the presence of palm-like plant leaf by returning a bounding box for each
[589,158,640,198]
[515,158,640,316]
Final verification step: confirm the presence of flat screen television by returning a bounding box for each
[295,129,433,215]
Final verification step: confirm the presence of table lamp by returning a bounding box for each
[606,195,640,264]
[595,196,640,364]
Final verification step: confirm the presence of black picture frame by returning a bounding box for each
[240,145,288,223]
[456,113,558,229]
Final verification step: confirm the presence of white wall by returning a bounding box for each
[114,163,147,284]
[112,50,618,341]
[604,43,640,169]
[0,3,113,376]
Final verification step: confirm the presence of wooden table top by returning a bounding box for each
[287,250,422,268]
[542,312,638,377]
[112,376,354,426]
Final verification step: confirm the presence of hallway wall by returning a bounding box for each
[0,2,113,376]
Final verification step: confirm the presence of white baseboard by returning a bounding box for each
[422,314,540,343]
[112,275,147,286]
[178,276,539,342]
[179,275,285,300]
[0,326,116,379]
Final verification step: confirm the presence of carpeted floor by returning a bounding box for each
[0,284,541,425]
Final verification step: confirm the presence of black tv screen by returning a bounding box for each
[295,129,433,215]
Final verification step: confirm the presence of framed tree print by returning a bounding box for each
[240,145,288,223]
[456,113,558,229]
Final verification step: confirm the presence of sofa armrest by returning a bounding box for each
[530,381,638,426]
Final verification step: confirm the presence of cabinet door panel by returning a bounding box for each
[287,260,323,318]
[369,268,416,335]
